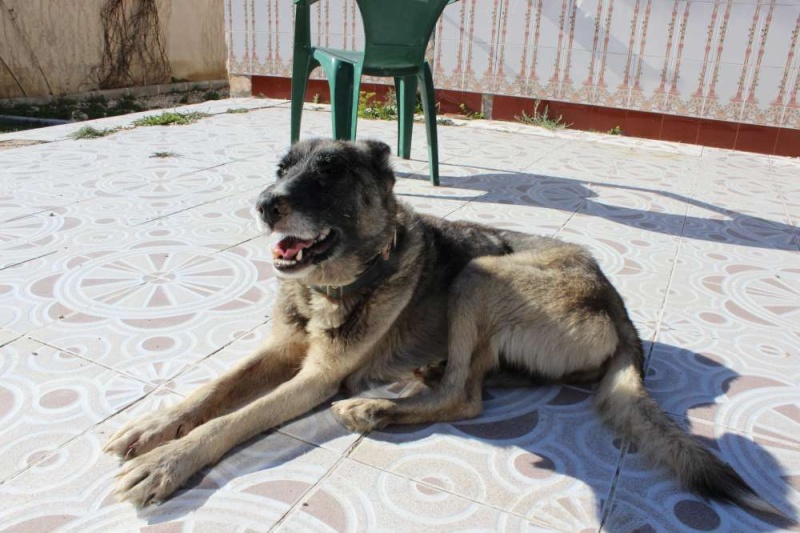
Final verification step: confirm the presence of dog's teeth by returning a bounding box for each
[296,249,303,261]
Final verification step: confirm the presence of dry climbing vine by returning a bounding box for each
[94,0,171,89]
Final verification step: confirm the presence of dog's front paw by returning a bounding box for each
[113,439,201,508]
[331,398,393,433]
[104,408,195,460]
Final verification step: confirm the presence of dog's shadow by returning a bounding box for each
[363,342,797,531]
[141,343,796,531]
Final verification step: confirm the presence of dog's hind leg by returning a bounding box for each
[332,259,500,431]
[332,248,620,432]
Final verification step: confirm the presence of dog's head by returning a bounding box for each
[256,139,397,285]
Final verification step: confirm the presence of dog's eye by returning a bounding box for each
[276,163,288,178]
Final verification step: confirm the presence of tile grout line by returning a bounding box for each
[268,433,366,532]
[0,381,166,488]
[343,451,559,530]
[599,166,697,528]
[2,316,273,487]
[0,250,57,272]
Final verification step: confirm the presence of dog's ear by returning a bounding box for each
[361,140,395,192]
[277,139,326,178]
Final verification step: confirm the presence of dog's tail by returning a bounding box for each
[596,322,786,518]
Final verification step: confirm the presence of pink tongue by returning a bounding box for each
[273,237,314,260]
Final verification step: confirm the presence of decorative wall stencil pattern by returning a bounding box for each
[225,0,800,128]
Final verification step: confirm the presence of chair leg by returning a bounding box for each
[349,64,364,140]
[395,76,417,160]
[290,58,315,144]
[418,61,439,186]
[320,59,355,140]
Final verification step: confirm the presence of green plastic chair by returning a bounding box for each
[290,0,453,186]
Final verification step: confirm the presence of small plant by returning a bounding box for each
[133,111,208,126]
[515,100,571,130]
[311,93,321,104]
[150,151,179,158]
[204,90,221,101]
[226,108,249,114]
[607,125,624,135]
[458,103,484,120]
[70,125,119,139]
[358,90,398,120]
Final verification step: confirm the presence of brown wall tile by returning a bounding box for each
[697,119,739,150]
[436,90,483,115]
[591,107,628,134]
[659,116,701,144]
[623,111,663,140]
[735,124,779,154]
[774,128,800,157]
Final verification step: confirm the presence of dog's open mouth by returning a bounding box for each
[271,228,337,272]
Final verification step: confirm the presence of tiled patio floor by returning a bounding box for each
[0,98,798,532]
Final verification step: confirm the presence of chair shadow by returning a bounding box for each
[367,342,797,531]
[396,170,798,251]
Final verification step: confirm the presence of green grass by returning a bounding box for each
[358,91,397,120]
[458,103,484,120]
[133,111,208,126]
[607,125,624,135]
[226,107,249,114]
[150,151,179,158]
[69,125,120,139]
[515,100,571,130]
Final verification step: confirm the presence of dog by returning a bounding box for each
[105,138,781,517]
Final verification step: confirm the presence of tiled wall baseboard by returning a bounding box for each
[252,75,799,158]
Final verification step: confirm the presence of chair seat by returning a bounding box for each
[312,47,363,65]
[312,47,421,77]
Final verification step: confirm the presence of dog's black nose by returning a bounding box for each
[256,191,292,226]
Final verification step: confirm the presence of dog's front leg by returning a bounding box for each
[104,330,307,460]
[112,343,349,507]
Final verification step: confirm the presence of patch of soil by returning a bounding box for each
[0,140,47,151]
[0,86,230,122]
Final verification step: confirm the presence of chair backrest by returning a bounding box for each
[357,0,451,73]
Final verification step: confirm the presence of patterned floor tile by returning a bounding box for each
[644,330,800,445]
[0,253,90,335]
[446,200,574,236]
[276,458,554,533]
[22,242,276,382]
[604,418,799,532]
[660,240,800,341]
[0,337,147,482]
[136,191,263,251]
[0,189,77,223]
[0,390,338,532]
[438,127,571,172]
[348,385,622,530]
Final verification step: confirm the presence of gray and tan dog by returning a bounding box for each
[106,138,781,516]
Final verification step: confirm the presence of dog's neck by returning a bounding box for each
[311,226,403,300]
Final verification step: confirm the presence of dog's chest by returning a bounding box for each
[302,293,360,335]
